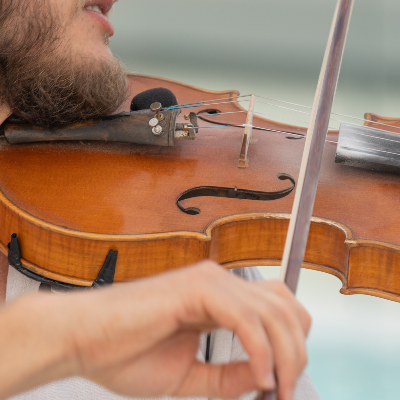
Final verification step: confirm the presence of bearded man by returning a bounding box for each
[0,1,321,400]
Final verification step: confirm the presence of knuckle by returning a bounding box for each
[270,296,293,324]
[266,280,291,296]
[198,260,221,274]
[269,303,287,325]
[240,309,259,328]
[189,260,219,279]
[186,261,230,295]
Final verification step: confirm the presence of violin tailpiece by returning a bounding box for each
[4,109,181,147]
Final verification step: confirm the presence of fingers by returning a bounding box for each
[258,280,312,336]
[238,282,308,400]
[175,361,261,399]
[176,262,311,400]
[74,261,310,400]
[177,264,276,390]
[221,280,308,400]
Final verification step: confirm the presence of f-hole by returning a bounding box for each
[176,173,296,215]
[196,109,225,126]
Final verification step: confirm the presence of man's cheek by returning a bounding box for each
[68,15,112,59]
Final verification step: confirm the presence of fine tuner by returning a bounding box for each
[148,101,197,140]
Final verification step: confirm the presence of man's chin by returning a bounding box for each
[5,54,128,126]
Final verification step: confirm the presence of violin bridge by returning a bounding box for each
[238,94,255,168]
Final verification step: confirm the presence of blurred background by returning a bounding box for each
[109,1,400,399]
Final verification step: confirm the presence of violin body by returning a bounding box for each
[1,73,400,301]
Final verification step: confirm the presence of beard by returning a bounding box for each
[0,0,127,126]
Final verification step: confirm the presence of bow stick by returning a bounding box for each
[260,0,354,399]
[281,0,354,293]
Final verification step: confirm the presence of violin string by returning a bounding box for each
[253,94,311,109]
[331,112,400,131]
[192,125,232,129]
[171,93,400,133]
[193,107,400,149]
[254,100,310,116]
[173,99,251,110]
[193,125,340,147]
[192,125,303,136]
[168,95,252,110]
[195,124,400,153]
[351,146,400,157]
[253,98,400,132]
[169,92,400,147]
[253,95,400,132]
[193,124,341,143]
[351,130,400,144]
[195,111,247,117]
[196,109,314,128]
[168,95,250,108]
[194,121,400,150]
[194,105,400,149]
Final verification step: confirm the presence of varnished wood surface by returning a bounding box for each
[364,112,400,133]
[0,73,399,301]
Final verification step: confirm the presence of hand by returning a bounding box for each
[0,261,310,400]
[66,262,311,400]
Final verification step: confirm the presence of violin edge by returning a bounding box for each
[2,202,400,304]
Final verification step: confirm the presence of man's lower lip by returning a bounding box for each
[84,9,114,36]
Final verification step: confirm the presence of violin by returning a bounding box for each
[0,0,398,305]
[1,78,399,297]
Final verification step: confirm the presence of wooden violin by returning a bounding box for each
[0,69,399,300]
[0,0,399,304]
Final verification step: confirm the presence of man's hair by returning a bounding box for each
[0,0,127,126]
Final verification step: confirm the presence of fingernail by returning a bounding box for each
[264,373,276,389]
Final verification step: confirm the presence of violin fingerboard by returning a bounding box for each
[335,123,400,175]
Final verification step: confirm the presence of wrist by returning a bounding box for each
[0,292,78,398]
